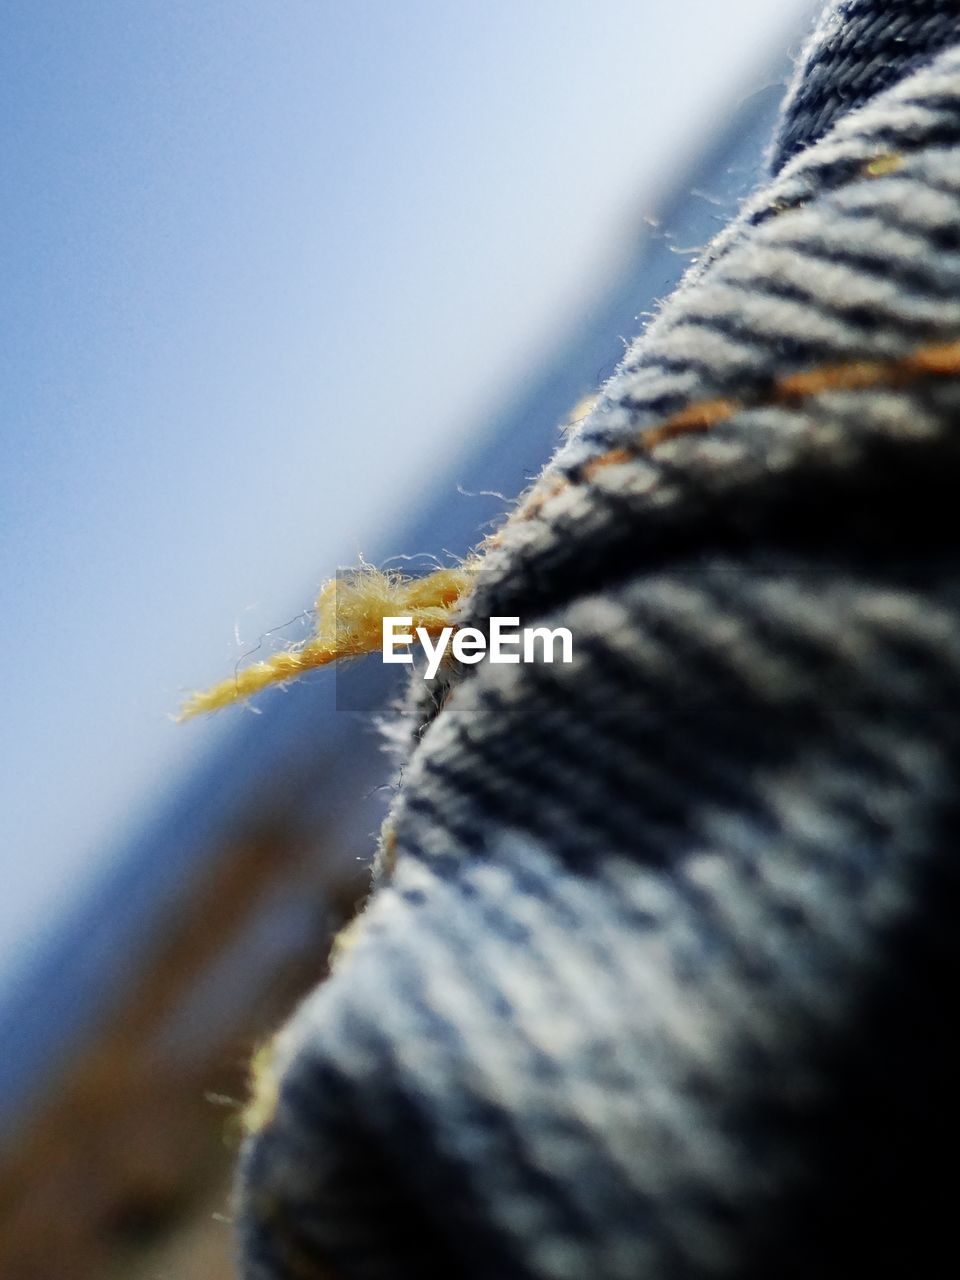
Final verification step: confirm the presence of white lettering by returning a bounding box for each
[420,626,455,680]
[382,617,414,664]
[381,616,576,676]
[489,616,521,663]
[452,626,487,664]
[523,626,573,664]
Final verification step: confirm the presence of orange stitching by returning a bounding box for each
[518,336,960,520]
[638,397,744,450]
[183,337,960,716]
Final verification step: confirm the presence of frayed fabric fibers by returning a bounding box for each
[235,5,960,1278]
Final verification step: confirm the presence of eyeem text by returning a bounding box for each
[382,616,573,680]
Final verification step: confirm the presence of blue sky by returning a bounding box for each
[0,0,815,987]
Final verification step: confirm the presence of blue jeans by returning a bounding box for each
[239,6,960,1276]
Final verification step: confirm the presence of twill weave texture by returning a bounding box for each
[238,6,960,1277]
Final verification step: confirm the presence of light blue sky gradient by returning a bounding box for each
[1,1,814,986]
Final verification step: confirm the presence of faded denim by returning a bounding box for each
[238,5,960,1277]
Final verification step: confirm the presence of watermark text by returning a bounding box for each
[383,616,573,679]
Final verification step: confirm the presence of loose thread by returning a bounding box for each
[181,335,960,717]
[179,565,472,719]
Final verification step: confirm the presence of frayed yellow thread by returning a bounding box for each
[179,564,474,719]
[184,336,960,717]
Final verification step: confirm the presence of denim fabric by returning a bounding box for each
[238,6,960,1277]
[772,0,960,172]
